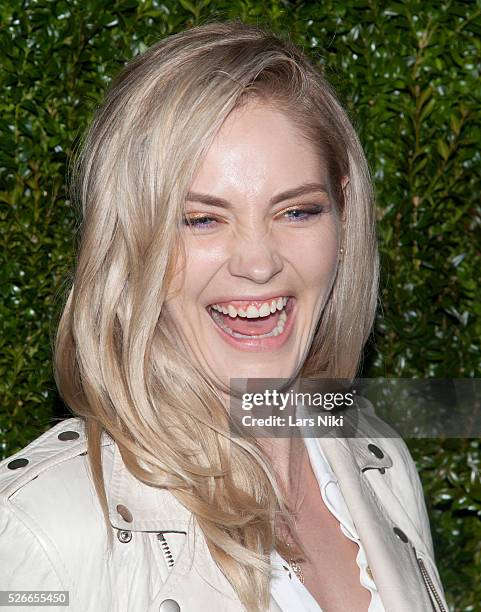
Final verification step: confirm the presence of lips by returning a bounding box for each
[206,296,296,352]
[209,296,288,319]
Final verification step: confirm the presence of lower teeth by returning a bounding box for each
[211,309,287,339]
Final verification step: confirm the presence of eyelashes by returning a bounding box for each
[282,205,325,222]
[183,205,327,231]
[183,215,218,230]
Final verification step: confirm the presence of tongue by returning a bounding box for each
[219,310,281,335]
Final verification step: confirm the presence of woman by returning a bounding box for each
[0,20,448,612]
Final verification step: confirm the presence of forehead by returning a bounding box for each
[191,100,326,199]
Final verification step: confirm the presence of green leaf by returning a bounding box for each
[437,139,450,160]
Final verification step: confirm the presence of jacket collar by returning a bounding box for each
[106,432,393,533]
[106,395,396,532]
[107,442,192,532]
[334,435,394,471]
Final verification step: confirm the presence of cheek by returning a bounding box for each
[286,226,339,287]
[169,239,225,301]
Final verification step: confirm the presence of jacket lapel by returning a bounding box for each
[106,442,249,610]
[317,435,434,612]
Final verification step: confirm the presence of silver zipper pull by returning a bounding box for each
[157,532,175,568]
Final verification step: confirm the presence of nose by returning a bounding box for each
[227,229,283,283]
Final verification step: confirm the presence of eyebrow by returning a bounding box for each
[185,182,329,209]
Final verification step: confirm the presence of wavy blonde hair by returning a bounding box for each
[54,19,379,611]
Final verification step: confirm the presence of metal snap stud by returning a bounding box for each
[7,458,29,470]
[393,526,409,543]
[58,431,80,441]
[367,443,384,459]
[116,504,133,523]
[117,530,132,543]
[159,599,180,612]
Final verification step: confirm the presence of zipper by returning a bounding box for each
[416,555,447,612]
[157,532,175,568]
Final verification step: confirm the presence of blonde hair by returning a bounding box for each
[54,19,379,611]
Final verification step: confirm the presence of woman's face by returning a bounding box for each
[164,100,342,386]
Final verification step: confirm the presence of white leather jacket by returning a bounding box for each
[0,412,449,612]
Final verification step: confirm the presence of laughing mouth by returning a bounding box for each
[207,296,293,339]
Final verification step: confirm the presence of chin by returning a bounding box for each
[222,361,297,383]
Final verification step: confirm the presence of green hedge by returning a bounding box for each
[1,2,480,609]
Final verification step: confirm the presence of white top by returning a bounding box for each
[270,435,386,611]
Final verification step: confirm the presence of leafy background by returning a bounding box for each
[1,1,480,609]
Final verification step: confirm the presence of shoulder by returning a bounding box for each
[0,417,114,507]
[1,418,87,496]
[0,418,115,589]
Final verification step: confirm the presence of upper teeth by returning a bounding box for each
[210,297,288,318]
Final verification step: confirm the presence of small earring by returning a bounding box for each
[339,247,345,256]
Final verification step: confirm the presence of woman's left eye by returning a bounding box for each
[281,205,325,221]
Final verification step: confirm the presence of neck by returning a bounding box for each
[257,435,306,506]
[223,375,307,499]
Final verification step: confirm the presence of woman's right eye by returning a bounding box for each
[183,215,218,230]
